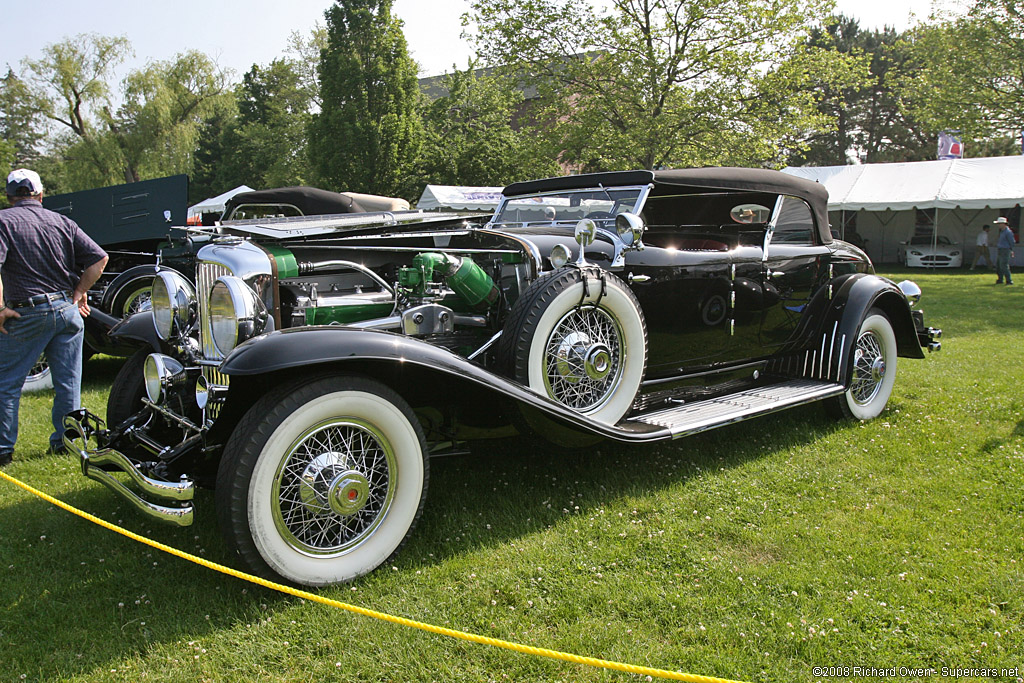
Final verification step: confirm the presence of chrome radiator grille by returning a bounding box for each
[197,261,232,416]
[197,261,231,360]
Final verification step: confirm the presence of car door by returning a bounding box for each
[759,195,830,349]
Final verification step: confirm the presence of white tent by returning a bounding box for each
[187,185,254,220]
[783,157,1024,264]
[783,156,1024,211]
[417,185,504,212]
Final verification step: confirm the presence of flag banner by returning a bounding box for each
[938,131,964,160]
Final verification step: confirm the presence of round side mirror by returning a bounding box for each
[615,213,645,246]
[574,218,597,247]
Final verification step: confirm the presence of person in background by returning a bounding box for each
[0,169,108,468]
[993,216,1015,285]
[970,224,993,270]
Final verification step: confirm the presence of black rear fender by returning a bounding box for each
[819,274,923,387]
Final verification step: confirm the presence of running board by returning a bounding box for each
[630,379,845,438]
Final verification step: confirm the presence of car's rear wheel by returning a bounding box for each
[827,309,897,421]
[500,267,646,426]
[216,375,428,586]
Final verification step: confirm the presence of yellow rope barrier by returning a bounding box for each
[1,469,748,683]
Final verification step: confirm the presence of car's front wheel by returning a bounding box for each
[827,309,898,421]
[106,349,149,426]
[216,375,428,586]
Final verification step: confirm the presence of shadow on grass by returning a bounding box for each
[0,397,855,679]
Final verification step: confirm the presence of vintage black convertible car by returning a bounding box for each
[64,168,941,587]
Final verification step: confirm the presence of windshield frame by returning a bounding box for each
[489,183,653,228]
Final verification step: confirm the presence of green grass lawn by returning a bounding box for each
[1,268,1021,682]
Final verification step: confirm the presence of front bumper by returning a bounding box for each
[62,409,195,526]
[911,310,942,352]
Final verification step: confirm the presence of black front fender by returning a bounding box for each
[219,326,670,443]
[108,310,164,352]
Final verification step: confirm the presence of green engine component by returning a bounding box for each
[261,243,299,279]
[398,252,499,310]
[304,301,394,326]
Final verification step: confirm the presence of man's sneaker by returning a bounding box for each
[0,452,12,468]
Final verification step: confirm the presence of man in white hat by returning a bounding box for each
[0,168,108,467]
[993,216,1015,285]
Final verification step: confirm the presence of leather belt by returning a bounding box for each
[8,291,72,308]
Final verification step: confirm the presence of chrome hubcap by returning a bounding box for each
[328,471,370,516]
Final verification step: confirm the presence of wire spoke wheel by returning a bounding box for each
[217,375,427,586]
[826,309,897,422]
[501,267,647,427]
[543,305,623,411]
[23,354,53,393]
[28,355,49,379]
[850,330,885,406]
[273,419,396,556]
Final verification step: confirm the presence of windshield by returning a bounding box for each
[492,187,646,226]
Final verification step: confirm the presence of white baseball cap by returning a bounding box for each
[6,168,44,196]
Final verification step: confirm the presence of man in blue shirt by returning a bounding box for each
[0,169,108,467]
[994,216,1016,285]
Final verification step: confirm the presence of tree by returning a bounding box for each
[415,66,561,187]
[903,0,1024,152]
[15,35,232,190]
[0,68,47,168]
[790,16,933,166]
[310,0,422,198]
[112,50,234,184]
[467,0,850,171]
[19,33,132,186]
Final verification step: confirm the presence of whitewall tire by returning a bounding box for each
[500,267,647,426]
[22,354,53,393]
[217,376,427,586]
[828,310,898,421]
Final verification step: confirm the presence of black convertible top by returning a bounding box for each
[223,186,365,217]
[502,168,832,243]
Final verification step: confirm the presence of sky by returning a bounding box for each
[2,0,960,84]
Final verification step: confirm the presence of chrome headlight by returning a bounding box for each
[143,353,185,403]
[549,244,572,269]
[151,270,196,340]
[210,275,268,356]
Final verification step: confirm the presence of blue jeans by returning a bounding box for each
[996,248,1013,284]
[0,299,84,454]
